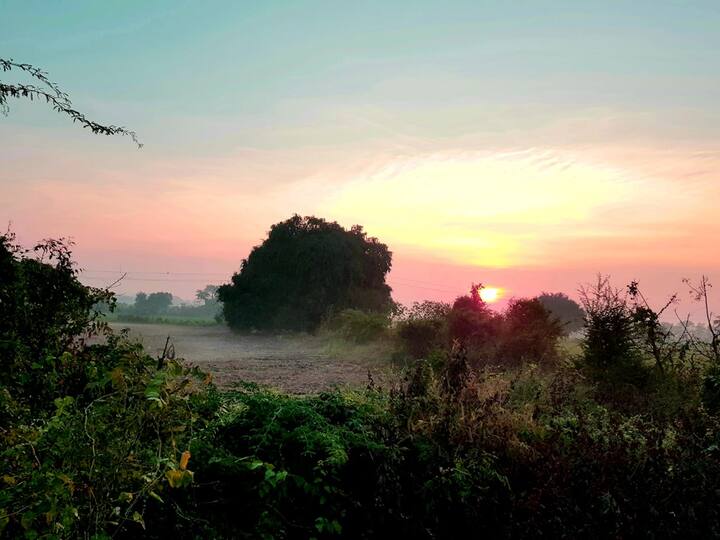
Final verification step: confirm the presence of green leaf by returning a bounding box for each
[165,469,193,488]
[131,511,145,530]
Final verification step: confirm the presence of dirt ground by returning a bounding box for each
[111,323,396,394]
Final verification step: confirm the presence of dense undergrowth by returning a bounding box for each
[3,234,720,538]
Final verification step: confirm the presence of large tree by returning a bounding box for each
[218,215,393,331]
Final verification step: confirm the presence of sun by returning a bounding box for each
[479,286,503,303]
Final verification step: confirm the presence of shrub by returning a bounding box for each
[395,301,450,359]
[397,318,445,359]
[0,233,114,415]
[327,308,390,343]
[703,365,720,413]
[186,388,405,538]
[579,276,647,386]
[0,234,211,538]
[179,355,717,539]
[0,338,210,538]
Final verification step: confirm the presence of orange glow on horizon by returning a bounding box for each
[479,286,503,303]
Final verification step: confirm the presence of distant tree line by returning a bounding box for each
[110,285,222,322]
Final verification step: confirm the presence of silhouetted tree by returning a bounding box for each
[499,298,563,366]
[536,292,585,334]
[218,215,393,331]
[579,276,645,385]
[196,284,220,306]
[134,291,172,315]
[448,283,498,346]
[0,58,140,146]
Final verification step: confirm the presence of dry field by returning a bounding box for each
[110,322,396,394]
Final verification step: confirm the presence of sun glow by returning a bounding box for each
[325,150,639,268]
[479,286,503,303]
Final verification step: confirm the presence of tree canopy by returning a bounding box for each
[536,291,585,334]
[133,291,173,315]
[218,215,393,331]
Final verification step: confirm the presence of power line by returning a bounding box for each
[82,269,232,276]
[79,269,464,294]
[80,275,222,283]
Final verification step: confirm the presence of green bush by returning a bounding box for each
[0,338,210,538]
[395,301,450,359]
[0,234,211,538]
[579,276,647,386]
[327,309,390,343]
[396,318,445,359]
[703,365,720,413]
[174,362,720,539]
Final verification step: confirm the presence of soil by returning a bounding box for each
[110,323,396,394]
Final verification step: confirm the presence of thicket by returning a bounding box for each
[0,234,211,538]
[321,309,391,344]
[182,357,720,539]
[395,286,564,368]
[3,236,720,539]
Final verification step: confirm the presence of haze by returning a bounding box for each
[2,1,719,308]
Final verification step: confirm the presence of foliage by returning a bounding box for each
[397,319,446,360]
[134,292,173,316]
[447,284,499,350]
[536,291,585,334]
[219,215,393,332]
[442,286,564,368]
[0,234,208,538]
[496,298,563,367]
[0,337,210,538]
[173,354,720,539]
[703,365,720,413]
[324,309,390,343]
[109,286,223,324]
[579,275,646,385]
[681,277,720,412]
[195,284,220,306]
[4,233,720,538]
[395,301,450,359]
[184,386,401,538]
[0,232,114,413]
[105,314,221,327]
[0,58,141,146]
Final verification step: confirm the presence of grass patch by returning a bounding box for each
[104,313,221,326]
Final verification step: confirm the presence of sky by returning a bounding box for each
[2,1,719,312]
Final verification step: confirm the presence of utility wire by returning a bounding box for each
[79,270,465,294]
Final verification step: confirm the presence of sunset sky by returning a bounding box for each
[2,1,719,310]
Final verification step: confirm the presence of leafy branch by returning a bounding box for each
[0,58,141,147]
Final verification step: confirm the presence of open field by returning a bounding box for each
[110,322,396,393]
